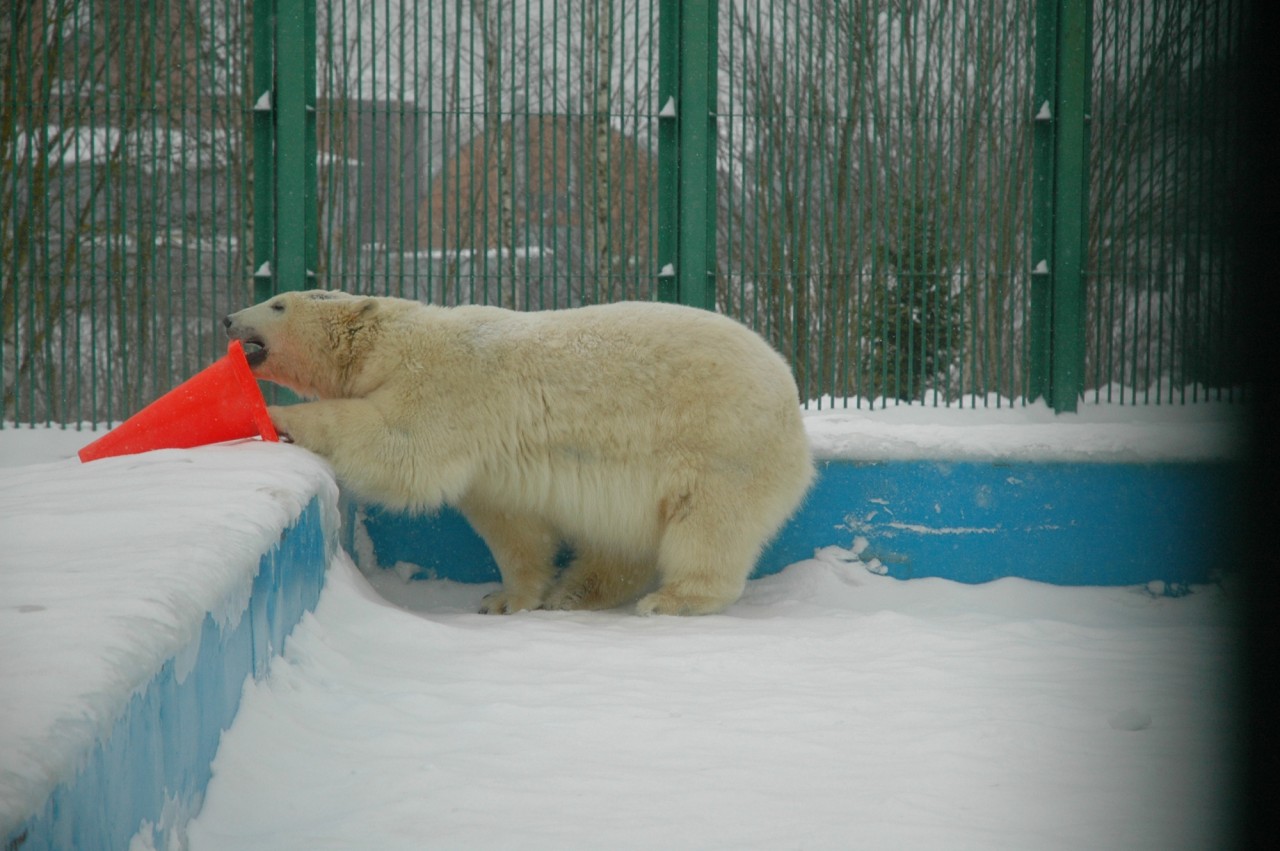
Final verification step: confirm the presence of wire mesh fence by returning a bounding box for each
[2,0,255,427]
[1,0,1246,428]
[718,0,1038,406]
[312,0,661,309]
[1086,0,1241,405]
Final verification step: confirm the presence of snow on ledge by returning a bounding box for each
[804,396,1246,462]
[0,442,338,835]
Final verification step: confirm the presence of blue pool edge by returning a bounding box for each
[7,497,333,851]
[350,459,1245,591]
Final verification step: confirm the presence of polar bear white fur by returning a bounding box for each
[224,290,814,615]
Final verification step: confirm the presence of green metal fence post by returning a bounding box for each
[1050,0,1090,413]
[275,0,317,294]
[657,0,678,304]
[252,0,274,304]
[1031,0,1091,413]
[253,0,317,302]
[657,0,718,310]
[1030,0,1056,404]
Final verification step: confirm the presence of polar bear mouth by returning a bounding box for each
[241,338,268,367]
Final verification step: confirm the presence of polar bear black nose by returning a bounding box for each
[222,316,232,329]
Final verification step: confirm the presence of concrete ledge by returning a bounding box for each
[7,498,331,851]
[348,460,1242,591]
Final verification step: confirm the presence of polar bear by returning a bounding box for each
[224,290,814,615]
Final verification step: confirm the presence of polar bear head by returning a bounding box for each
[223,289,380,398]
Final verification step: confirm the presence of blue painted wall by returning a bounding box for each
[351,460,1241,591]
[9,499,331,851]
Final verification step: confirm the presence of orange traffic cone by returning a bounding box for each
[79,340,279,462]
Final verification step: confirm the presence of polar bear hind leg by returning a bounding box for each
[639,529,759,616]
[637,493,768,616]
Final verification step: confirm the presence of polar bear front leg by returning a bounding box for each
[268,401,424,508]
[458,497,559,614]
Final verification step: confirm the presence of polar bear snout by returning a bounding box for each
[223,314,269,367]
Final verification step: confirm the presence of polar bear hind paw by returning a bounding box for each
[635,587,736,617]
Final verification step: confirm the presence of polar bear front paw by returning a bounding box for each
[478,588,541,615]
[266,405,296,444]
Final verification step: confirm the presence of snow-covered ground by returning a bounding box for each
[186,548,1239,851]
[0,400,1246,849]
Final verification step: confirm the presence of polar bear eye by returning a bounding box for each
[271,302,286,313]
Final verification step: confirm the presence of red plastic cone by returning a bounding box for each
[79,340,279,462]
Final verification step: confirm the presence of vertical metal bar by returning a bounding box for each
[741,2,757,334]
[1116,0,1136,404]
[304,0,318,289]
[252,0,274,303]
[424,0,435,303]
[412,1,422,301]
[1136,3,1152,403]
[146,0,160,397]
[1,1,10,424]
[40,5,54,424]
[276,0,314,294]
[71,0,84,425]
[657,0,716,310]
[375,0,386,295]
[169,0,180,373]
[131,0,142,405]
[656,0,678,303]
[813,0,829,404]
[1030,0,1056,405]
[890,6,905,402]
[88,0,100,422]
[103,0,116,425]
[1050,0,1089,412]
[394,0,404,297]
[1032,0,1089,413]
[1094,0,1111,403]
[943,0,959,404]
[356,1,368,295]
[854,0,870,405]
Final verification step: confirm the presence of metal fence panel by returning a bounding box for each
[1,0,1246,428]
[312,0,661,309]
[719,0,1037,406]
[1085,0,1242,405]
[2,0,255,427]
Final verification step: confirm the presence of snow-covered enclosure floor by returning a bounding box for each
[186,551,1238,851]
[0,400,1245,849]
